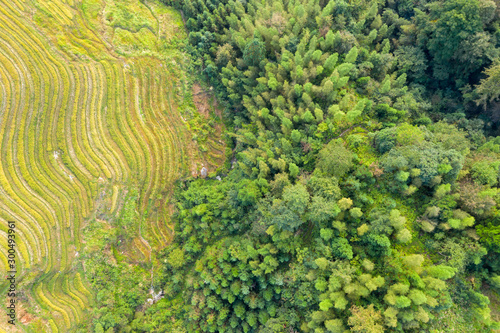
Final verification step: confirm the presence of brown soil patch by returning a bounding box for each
[191,161,199,177]
[192,83,211,118]
[189,84,225,178]
[192,83,222,118]
[19,307,35,325]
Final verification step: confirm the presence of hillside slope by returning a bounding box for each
[0,0,223,331]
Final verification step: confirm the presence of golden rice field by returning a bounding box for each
[0,0,224,330]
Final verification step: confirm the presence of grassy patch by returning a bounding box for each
[104,0,157,33]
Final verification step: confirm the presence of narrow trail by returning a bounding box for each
[330,124,369,141]
[137,209,154,290]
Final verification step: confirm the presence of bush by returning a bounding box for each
[317,140,354,178]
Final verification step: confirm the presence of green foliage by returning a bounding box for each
[396,228,412,243]
[331,238,353,260]
[348,304,384,333]
[475,61,500,107]
[345,46,358,64]
[471,161,500,186]
[381,143,464,189]
[338,197,353,211]
[490,275,500,290]
[309,196,340,224]
[317,140,354,179]
[167,248,185,269]
[82,220,150,332]
[270,183,309,231]
[426,265,457,280]
[155,0,500,331]
[426,0,491,84]
[289,163,300,178]
[243,39,265,66]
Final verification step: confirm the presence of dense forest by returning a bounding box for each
[85,0,500,332]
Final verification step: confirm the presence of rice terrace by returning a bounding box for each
[2,0,500,332]
[0,0,224,331]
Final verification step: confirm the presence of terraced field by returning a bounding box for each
[0,0,224,331]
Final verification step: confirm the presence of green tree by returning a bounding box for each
[317,140,354,178]
[331,238,353,260]
[475,61,500,108]
[270,184,310,231]
[426,265,457,280]
[426,0,487,83]
[95,323,104,333]
[308,196,340,224]
[168,248,186,269]
[243,39,265,66]
[324,318,345,333]
[348,305,384,333]
[470,161,499,186]
[395,46,428,82]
